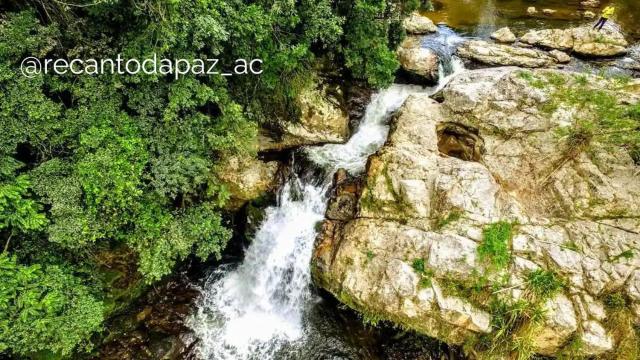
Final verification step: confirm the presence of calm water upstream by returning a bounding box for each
[425,0,640,40]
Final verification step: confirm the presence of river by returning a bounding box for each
[425,0,640,40]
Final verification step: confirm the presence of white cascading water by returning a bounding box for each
[189,57,465,360]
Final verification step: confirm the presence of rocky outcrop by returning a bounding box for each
[217,156,280,210]
[521,26,629,57]
[490,27,516,43]
[313,67,640,358]
[458,40,557,68]
[397,36,440,84]
[403,12,437,35]
[258,83,350,151]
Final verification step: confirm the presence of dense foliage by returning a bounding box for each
[0,0,416,357]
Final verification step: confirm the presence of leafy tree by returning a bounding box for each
[0,254,104,357]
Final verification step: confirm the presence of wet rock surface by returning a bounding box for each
[312,67,640,358]
[97,274,199,360]
[397,36,440,84]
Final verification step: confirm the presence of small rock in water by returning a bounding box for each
[527,6,537,15]
[580,0,600,8]
[542,8,557,16]
[491,27,516,43]
[583,10,596,19]
[549,49,571,63]
[403,11,437,34]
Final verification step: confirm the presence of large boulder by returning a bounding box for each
[258,83,350,151]
[397,36,440,84]
[313,67,640,358]
[521,26,629,57]
[403,12,437,34]
[217,156,280,210]
[457,40,557,68]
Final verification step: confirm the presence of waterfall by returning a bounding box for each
[189,55,465,360]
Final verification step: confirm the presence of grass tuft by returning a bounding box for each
[526,269,564,300]
[478,222,513,271]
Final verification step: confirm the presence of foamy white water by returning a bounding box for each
[189,56,465,360]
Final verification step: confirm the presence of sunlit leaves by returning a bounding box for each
[0,255,104,357]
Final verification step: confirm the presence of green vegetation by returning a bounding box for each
[562,240,581,252]
[434,209,463,229]
[610,249,635,262]
[477,221,513,271]
[542,73,640,164]
[412,258,426,273]
[337,288,387,327]
[457,264,566,359]
[363,250,375,265]
[411,258,434,289]
[557,335,587,360]
[525,269,564,300]
[604,292,628,311]
[517,70,545,89]
[0,0,417,356]
[601,292,640,360]
[0,254,103,357]
[518,70,639,166]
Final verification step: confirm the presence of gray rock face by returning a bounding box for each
[259,83,349,151]
[403,12,437,34]
[458,40,557,68]
[397,36,440,84]
[521,26,629,57]
[312,67,640,357]
[217,156,279,210]
[491,27,517,43]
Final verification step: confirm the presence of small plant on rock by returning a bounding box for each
[526,269,564,300]
[478,221,513,271]
[412,258,426,273]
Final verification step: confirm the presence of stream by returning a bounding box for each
[188,33,465,360]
